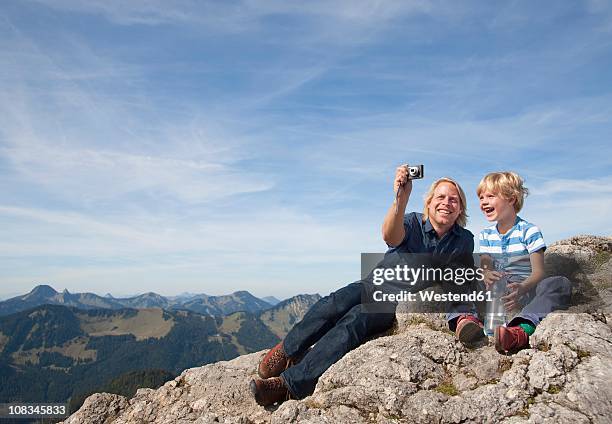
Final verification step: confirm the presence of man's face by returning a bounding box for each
[427,182,462,228]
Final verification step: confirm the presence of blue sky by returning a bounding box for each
[1,1,611,299]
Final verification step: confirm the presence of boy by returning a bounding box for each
[459,171,571,353]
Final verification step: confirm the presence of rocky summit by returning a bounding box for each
[62,236,612,423]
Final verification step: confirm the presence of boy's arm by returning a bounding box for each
[480,254,494,270]
[503,249,546,312]
[518,223,547,290]
[520,249,546,290]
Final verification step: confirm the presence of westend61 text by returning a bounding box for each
[371,265,485,286]
[372,290,493,303]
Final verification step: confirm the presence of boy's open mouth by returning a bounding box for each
[483,207,494,214]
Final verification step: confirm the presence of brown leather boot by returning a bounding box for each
[258,342,290,379]
[250,377,290,406]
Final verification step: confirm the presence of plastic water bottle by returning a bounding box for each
[483,265,508,337]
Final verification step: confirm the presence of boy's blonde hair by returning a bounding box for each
[476,171,529,212]
[422,177,468,227]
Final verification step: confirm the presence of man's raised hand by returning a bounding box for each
[394,164,413,205]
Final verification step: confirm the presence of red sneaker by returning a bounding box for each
[455,315,485,345]
[494,326,529,353]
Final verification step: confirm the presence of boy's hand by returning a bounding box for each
[501,282,526,312]
[482,268,502,289]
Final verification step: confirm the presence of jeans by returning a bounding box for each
[280,279,475,398]
[448,275,572,329]
[508,275,572,326]
[281,281,396,399]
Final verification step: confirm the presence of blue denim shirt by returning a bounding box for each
[386,212,474,256]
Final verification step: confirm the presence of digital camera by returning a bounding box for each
[407,164,424,180]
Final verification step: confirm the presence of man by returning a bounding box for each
[250,165,475,406]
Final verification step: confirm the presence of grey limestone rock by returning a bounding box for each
[62,236,612,423]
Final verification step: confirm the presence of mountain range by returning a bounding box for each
[0,285,321,413]
[0,285,287,317]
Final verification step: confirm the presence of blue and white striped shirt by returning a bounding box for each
[479,216,546,281]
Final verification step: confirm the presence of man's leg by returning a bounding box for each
[281,303,396,399]
[283,281,364,359]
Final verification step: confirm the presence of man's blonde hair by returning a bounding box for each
[422,177,468,227]
[476,171,529,212]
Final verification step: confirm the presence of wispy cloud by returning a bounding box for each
[2,140,274,204]
[27,0,437,29]
[0,1,610,297]
[0,203,376,297]
[0,20,275,206]
[530,177,612,196]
